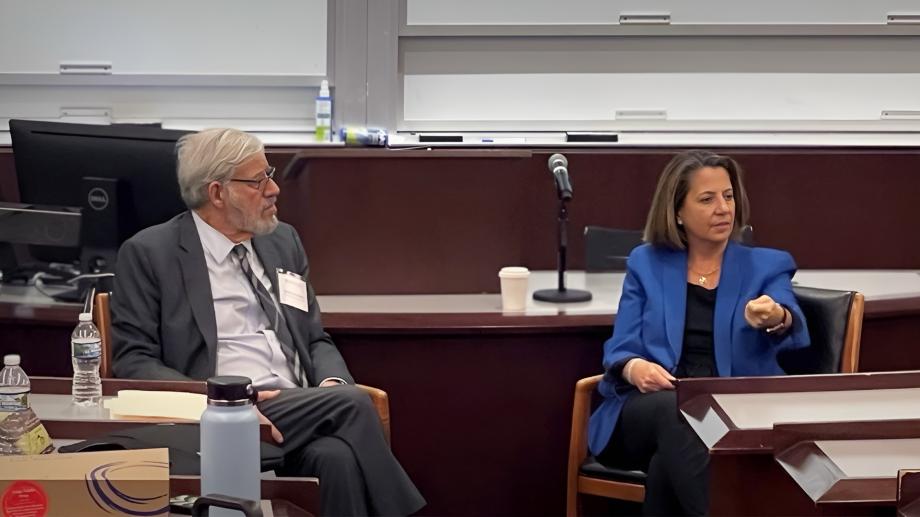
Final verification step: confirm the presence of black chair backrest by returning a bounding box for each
[584,226,644,272]
[777,286,855,374]
[585,225,752,272]
[739,224,754,246]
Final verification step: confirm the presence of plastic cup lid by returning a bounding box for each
[498,266,530,278]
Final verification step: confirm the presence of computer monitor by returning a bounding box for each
[9,120,191,274]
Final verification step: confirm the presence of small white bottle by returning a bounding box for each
[71,312,102,406]
[315,79,332,143]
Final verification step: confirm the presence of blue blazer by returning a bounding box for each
[587,242,810,456]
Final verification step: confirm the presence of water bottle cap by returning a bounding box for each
[79,312,93,322]
[319,79,330,98]
[3,354,20,366]
[206,376,255,405]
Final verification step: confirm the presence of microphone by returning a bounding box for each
[533,153,592,303]
[548,153,573,201]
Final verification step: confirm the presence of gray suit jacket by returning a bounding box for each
[111,211,353,385]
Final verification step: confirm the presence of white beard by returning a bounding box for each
[226,192,279,236]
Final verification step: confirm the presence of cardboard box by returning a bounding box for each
[0,448,169,517]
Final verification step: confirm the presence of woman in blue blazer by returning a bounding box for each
[588,150,810,516]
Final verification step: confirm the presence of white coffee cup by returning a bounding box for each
[498,266,530,312]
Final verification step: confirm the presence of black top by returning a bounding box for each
[611,282,718,386]
[675,283,717,378]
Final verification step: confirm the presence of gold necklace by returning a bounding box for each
[690,265,720,286]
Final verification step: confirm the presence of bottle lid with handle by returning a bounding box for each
[206,376,256,406]
[3,354,20,366]
[79,312,93,322]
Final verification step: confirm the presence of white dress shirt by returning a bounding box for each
[191,211,299,389]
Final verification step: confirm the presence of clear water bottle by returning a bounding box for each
[71,312,102,406]
[315,79,333,143]
[0,354,38,455]
[200,376,260,517]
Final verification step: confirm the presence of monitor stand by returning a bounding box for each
[79,176,121,275]
[49,177,123,304]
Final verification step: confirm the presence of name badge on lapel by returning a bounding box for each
[276,269,309,313]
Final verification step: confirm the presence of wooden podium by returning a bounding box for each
[900,470,920,517]
[677,371,920,515]
[773,419,920,509]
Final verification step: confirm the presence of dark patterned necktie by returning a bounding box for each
[232,244,306,386]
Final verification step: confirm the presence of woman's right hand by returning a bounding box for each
[625,358,677,393]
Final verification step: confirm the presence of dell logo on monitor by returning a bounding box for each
[87,188,110,211]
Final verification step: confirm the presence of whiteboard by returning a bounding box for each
[403,73,920,128]
[0,0,327,83]
[0,84,315,129]
[407,0,920,27]
[399,27,920,132]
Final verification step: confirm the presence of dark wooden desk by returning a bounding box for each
[4,284,920,516]
[33,378,318,516]
[678,372,920,516]
[169,476,317,517]
[900,470,920,517]
[1,283,608,515]
[773,419,920,510]
[31,377,273,442]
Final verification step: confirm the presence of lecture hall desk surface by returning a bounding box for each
[2,270,920,515]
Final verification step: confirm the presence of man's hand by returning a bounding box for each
[256,389,284,444]
[745,295,785,329]
[626,359,677,393]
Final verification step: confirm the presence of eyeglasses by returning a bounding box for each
[229,166,276,191]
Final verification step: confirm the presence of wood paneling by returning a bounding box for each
[4,146,920,295]
[270,148,920,294]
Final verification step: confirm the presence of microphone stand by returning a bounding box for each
[533,196,592,303]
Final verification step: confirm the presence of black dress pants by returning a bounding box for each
[258,385,425,517]
[596,390,709,516]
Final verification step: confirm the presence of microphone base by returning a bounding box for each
[533,288,592,304]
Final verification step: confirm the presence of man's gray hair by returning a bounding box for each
[176,128,265,209]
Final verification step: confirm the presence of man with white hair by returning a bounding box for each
[111,128,425,516]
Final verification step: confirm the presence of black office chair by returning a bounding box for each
[778,286,864,374]
[566,286,865,516]
[739,224,754,246]
[584,226,644,272]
